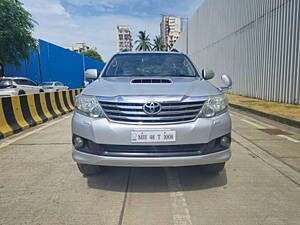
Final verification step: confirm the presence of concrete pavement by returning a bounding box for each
[0,110,300,225]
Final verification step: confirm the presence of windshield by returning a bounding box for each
[102,53,199,77]
[0,79,13,89]
[41,82,53,86]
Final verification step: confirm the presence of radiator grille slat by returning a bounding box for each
[99,100,205,124]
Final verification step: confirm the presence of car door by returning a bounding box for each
[25,79,40,94]
[14,79,30,94]
[53,82,61,91]
[55,82,66,91]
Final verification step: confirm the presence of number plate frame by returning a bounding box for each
[131,130,176,143]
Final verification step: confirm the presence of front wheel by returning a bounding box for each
[18,90,25,95]
[201,162,225,174]
[77,163,102,176]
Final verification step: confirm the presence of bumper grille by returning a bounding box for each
[74,135,230,158]
[88,142,208,157]
[99,101,205,124]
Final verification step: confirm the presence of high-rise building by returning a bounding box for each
[65,43,97,53]
[160,15,181,51]
[117,26,133,52]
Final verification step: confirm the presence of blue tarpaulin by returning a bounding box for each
[3,39,105,89]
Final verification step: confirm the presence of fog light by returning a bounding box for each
[74,136,84,149]
[220,136,231,148]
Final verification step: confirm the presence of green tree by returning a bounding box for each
[83,50,104,63]
[0,0,37,69]
[135,31,152,51]
[152,36,166,51]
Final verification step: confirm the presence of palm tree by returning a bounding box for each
[152,36,166,51]
[135,31,152,51]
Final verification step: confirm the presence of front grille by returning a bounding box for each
[99,100,205,124]
[87,142,208,157]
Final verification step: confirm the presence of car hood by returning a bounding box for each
[82,77,220,98]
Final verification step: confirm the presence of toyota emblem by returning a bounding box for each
[143,102,161,115]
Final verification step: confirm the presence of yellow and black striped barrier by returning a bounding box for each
[0,89,82,139]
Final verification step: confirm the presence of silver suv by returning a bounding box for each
[72,52,232,176]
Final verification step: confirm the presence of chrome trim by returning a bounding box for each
[161,103,203,109]
[96,95,209,103]
[101,102,204,110]
[104,108,200,115]
[143,101,162,115]
[108,114,196,121]
[98,97,206,124]
[101,103,142,110]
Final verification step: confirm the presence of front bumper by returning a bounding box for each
[72,148,231,167]
[72,111,232,167]
[72,111,231,145]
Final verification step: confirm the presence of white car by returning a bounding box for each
[41,81,69,92]
[0,77,44,97]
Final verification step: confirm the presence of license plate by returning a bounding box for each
[131,130,176,143]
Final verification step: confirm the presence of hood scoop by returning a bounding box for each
[130,78,172,84]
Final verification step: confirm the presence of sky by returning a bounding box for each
[21,0,203,61]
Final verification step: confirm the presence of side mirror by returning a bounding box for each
[84,69,98,80]
[218,74,232,92]
[202,69,215,80]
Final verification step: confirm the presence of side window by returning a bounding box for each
[25,80,37,86]
[14,79,27,85]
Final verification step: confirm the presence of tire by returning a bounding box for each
[18,90,25,95]
[201,163,225,174]
[77,163,102,176]
[39,89,44,93]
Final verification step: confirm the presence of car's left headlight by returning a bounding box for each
[199,95,228,118]
[75,95,105,118]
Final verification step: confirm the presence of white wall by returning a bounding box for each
[174,0,300,105]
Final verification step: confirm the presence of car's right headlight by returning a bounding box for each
[75,95,105,118]
[199,95,228,118]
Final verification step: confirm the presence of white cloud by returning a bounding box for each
[23,0,70,17]
[62,0,134,8]
[21,0,160,61]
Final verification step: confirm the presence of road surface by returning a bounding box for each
[0,109,300,225]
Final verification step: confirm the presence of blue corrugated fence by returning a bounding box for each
[3,39,105,89]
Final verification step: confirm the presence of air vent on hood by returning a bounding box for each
[131,79,172,84]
